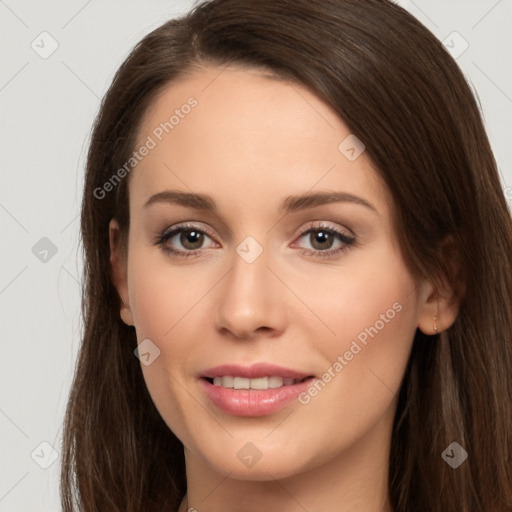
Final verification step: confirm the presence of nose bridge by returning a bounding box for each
[215,234,283,337]
[235,235,265,266]
[227,234,271,305]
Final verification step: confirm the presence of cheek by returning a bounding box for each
[293,246,418,418]
[290,242,417,352]
[128,248,213,338]
[126,250,218,441]
[126,272,195,447]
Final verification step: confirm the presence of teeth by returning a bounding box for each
[233,377,250,389]
[222,375,233,388]
[269,376,284,388]
[250,377,269,390]
[211,376,304,390]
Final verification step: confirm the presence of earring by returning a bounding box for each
[433,316,438,333]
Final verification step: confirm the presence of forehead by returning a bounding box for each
[129,65,389,215]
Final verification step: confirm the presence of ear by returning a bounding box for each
[416,278,459,335]
[416,237,463,335]
[109,218,134,327]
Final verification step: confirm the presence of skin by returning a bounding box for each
[109,64,459,512]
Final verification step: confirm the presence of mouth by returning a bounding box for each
[203,375,311,389]
[199,363,316,416]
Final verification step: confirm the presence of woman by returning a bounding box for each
[60,0,512,510]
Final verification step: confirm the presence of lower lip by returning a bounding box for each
[200,377,315,416]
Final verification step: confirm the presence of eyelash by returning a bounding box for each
[153,222,356,260]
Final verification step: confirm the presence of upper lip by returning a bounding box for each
[201,363,313,380]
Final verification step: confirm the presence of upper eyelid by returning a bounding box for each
[296,222,354,238]
[162,222,217,241]
[161,221,354,246]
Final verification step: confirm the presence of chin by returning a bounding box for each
[193,439,320,482]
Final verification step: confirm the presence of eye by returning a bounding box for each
[153,221,356,259]
[293,223,356,258]
[153,222,217,258]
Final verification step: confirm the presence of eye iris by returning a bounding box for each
[311,230,333,250]
[181,230,203,250]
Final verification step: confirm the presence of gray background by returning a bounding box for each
[1,1,511,510]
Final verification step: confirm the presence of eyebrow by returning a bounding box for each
[144,190,379,215]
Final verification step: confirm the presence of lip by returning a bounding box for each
[199,363,315,417]
[201,362,311,380]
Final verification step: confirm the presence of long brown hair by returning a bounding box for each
[60,0,512,510]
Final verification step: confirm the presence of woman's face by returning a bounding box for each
[110,64,435,480]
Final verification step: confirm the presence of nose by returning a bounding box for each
[215,240,287,341]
